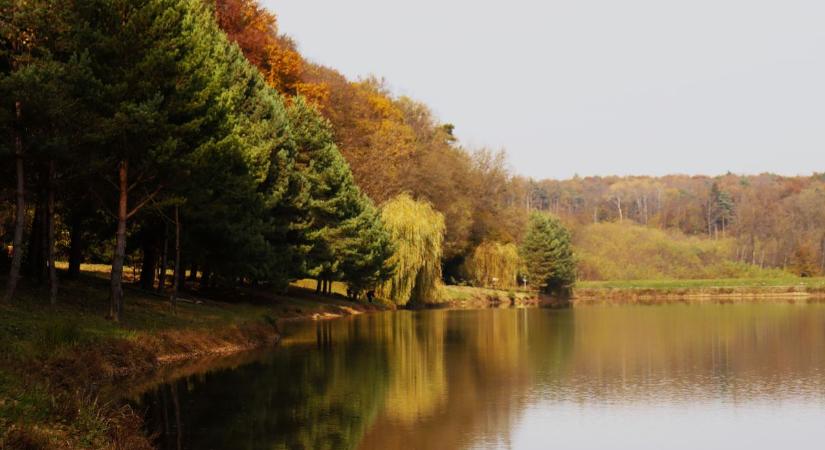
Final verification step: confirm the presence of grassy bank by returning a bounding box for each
[291,278,541,308]
[0,273,390,449]
[439,285,539,308]
[574,277,825,303]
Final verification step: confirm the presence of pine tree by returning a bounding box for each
[338,198,395,298]
[1,1,96,302]
[73,0,261,320]
[520,212,576,295]
[285,97,364,289]
[173,0,294,290]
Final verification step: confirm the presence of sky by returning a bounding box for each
[264,0,825,180]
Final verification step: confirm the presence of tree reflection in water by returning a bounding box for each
[136,304,825,450]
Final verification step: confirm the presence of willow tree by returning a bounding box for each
[463,241,520,289]
[379,194,445,305]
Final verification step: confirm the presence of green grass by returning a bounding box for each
[3,281,266,350]
[1,271,392,447]
[0,273,388,362]
[292,278,349,296]
[440,285,533,303]
[576,277,825,290]
[291,278,536,306]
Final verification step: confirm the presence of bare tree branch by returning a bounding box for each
[127,185,163,219]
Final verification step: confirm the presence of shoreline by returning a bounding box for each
[5,279,825,448]
[0,281,392,450]
[572,282,825,305]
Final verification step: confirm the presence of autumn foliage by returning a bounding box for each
[215,0,328,105]
[211,1,528,273]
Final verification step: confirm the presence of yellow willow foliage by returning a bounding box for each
[379,194,445,305]
[384,312,447,424]
[464,241,521,288]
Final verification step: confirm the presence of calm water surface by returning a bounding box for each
[136,303,825,450]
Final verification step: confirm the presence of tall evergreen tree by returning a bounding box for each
[520,212,576,295]
[1,1,95,302]
[338,198,395,298]
[167,0,294,290]
[71,0,255,320]
[285,97,365,289]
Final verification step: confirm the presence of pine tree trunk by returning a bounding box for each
[177,256,186,288]
[188,262,197,282]
[140,232,157,290]
[110,160,129,322]
[68,213,83,278]
[200,265,210,289]
[171,205,181,311]
[316,278,321,294]
[39,185,48,283]
[27,196,43,281]
[157,226,168,293]
[4,101,26,303]
[47,161,58,305]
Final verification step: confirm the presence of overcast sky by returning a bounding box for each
[264,0,825,180]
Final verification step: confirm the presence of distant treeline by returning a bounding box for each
[526,174,825,276]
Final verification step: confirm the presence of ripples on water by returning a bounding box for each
[134,303,825,450]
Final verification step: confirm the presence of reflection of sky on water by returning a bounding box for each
[501,402,825,450]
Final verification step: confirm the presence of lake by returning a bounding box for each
[135,303,825,450]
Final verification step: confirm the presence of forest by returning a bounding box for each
[2,0,823,320]
[0,0,575,320]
